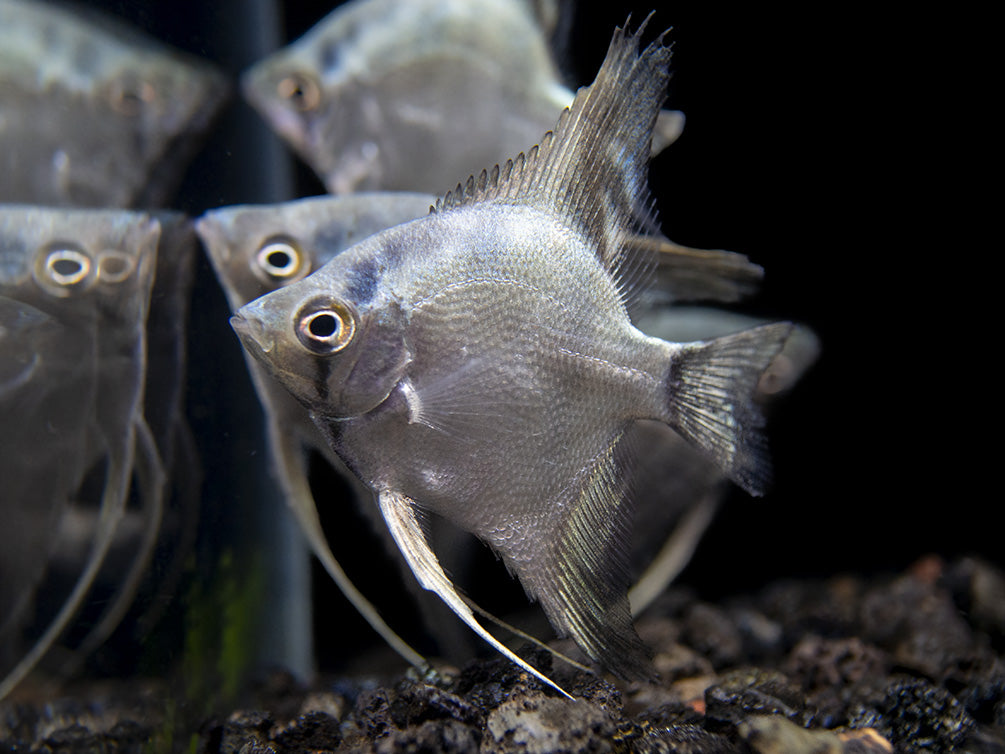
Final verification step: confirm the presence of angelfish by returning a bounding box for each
[242,0,683,194]
[232,20,791,694]
[0,205,160,699]
[0,0,227,207]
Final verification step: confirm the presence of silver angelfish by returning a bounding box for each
[0,206,160,700]
[242,0,683,194]
[201,194,776,668]
[0,0,227,208]
[232,21,792,695]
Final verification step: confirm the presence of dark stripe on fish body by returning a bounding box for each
[345,256,379,306]
[314,351,332,403]
[319,40,341,73]
[379,235,407,270]
[665,359,682,425]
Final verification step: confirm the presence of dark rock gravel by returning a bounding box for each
[3,556,1004,753]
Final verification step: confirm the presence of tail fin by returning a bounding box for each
[665,323,792,496]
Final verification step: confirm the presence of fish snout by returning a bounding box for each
[230,309,275,355]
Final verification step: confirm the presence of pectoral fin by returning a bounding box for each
[377,490,572,698]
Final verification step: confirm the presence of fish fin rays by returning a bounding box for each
[268,422,429,671]
[508,433,655,681]
[637,238,765,306]
[402,360,525,439]
[377,490,573,698]
[666,323,793,496]
[433,18,670,304]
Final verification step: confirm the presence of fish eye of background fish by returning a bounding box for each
[295,297,355,354]
[34,244,94,295]
[254,236,307,283]
[105,75,157,117]
[277,70,321,112]
[96,249,136,284]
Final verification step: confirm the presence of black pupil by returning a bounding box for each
[267,250,291,270]
[309,313,338,338]
[52,258,82,276]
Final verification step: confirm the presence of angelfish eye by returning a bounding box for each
[277,71,321,112]
[296,299,355,354]
[97,250,135,283]
[34,245,94,295]
[108,77,157,116]
[253,237,307,283]
[46,250,90,285]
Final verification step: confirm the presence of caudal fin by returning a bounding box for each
[665,323,792,496]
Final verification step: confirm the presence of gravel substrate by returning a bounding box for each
[3,555,1003,753]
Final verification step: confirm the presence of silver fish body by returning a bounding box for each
[233,22,791,692]
[0,0,227,207]
[243,0,682,195]
[0,292,97,647]
[0,205,159,698]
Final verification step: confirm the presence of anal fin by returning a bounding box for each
[377,490,572,699]
[513,433,655,681]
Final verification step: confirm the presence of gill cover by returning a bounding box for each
[233,281,409,420]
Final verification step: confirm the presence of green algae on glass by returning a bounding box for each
[181,548,266,710]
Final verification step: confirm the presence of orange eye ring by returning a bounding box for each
[277,71,321,112]
[108,77,156,116]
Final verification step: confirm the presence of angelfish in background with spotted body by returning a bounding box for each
[0,0,227,208]
[241,0,683,194]
[232,20,792,695]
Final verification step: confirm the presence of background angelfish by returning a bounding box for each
[232,21,792,695]
[0,0,227,208]
[0,206,161,699]
[242,0,683,195]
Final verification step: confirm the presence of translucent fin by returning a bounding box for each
[666,323,793,496]
[137,417,203,637]
[60,417,166,672]
[514,434,655,680]
[637,237,764,305]
[434,18,671,297]
[629,491,720,616]
[270,422,428,671]
[463,598,592,674]
[378,490,572,698]
[0,440,130,700]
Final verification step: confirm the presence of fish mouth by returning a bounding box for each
[230,311,274,355]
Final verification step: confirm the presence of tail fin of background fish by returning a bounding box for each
[665,323,793,497]
[435,16,669,305]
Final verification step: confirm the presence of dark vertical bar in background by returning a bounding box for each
[95,0,314,680]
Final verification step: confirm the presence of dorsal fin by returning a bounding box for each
[434,17,671,285]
